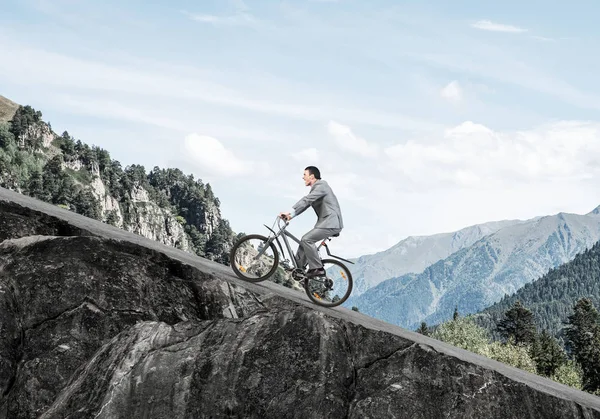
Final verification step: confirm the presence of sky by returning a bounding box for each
[1,0,600,258]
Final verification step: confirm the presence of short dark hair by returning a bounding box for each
[305,166,321,179]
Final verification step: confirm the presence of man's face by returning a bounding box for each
[302,170,313,186]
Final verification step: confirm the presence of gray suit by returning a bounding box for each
[290,180,343,270]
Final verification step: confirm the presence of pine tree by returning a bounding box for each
[27,171,44,199]
[565,298,600,392]
[9,105,42,142]
[417,321,430,336]
[72,188,101,220]
[496,300,537,346]
[530,330,566,377]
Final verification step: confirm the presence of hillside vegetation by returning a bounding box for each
[0,101,235,264]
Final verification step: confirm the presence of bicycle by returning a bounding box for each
[229,216,354,307]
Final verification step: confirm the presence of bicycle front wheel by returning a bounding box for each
[230,234,280,282]
[305,258,353,307]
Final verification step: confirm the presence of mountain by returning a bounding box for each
[0,95,18,123]
[346,208,600,331]
[0,97,234,264]
[349,219,527,296]
[472,239,600,341]
[2,188,599,418]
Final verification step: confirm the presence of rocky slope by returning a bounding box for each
[347,207,600,330]
[0,95,18,123]
[1,190,600,418]
[350,219,525,296]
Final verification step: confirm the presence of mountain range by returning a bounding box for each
[345,207,600,330]
[348,219,528,296]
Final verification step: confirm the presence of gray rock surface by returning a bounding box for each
[1,186,600,418]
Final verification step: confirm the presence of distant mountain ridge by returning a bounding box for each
[349,218,528,296]
[346,206,600,331]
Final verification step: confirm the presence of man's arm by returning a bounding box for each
[292,182,327,216]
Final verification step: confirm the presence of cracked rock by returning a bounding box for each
[1,194,600,418]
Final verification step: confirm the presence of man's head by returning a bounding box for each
[303,166,321,186]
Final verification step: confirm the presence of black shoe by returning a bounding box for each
[306,268,326,278]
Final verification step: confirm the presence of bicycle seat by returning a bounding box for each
[330,233,340,238]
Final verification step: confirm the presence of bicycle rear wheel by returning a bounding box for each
[305,258,353,307]
[230,234,279,282]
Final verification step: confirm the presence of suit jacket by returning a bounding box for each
[292,180,344,230]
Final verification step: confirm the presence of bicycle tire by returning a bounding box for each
[305,258,353,307]
[230,234,280,282]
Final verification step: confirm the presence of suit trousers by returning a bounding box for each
[295,227,342,270]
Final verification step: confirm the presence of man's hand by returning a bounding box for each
[279,212,292,221]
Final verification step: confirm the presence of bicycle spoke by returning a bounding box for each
[231,236,277,281]
[305,259,352,307]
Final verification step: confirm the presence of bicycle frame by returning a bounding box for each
[260,217,354,269]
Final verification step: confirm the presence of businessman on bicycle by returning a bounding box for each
[279,166,343,278]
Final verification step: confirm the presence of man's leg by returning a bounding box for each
[295,245,307,269]
[298,228,340,272]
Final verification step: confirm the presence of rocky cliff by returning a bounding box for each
[1,188,600,418]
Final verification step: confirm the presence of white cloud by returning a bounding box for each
[292,148,319,163]
[440,80,463,103]
[384,120,600,188]
[183,133,254,177]
[327,121,379,157]
[185,12,256,26]
[183,1,256,27]
[470,20,527,33]
[532,35,554,42]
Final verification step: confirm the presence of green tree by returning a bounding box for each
[431,316,490,354]
[72,188,101,220]
[42,155,64,202]
[27,170,44,199]
[56,172,76,205]
[205,219,233,264]
[417,321,430,336]
[9,105,42,141]
[0,122,15,148]
[105,209,120,226]
[497,300,537,346]
[482,341,537,374]
[565,298,600,392]
[59,131,76,156]
[551,360,583,390]
[530,330,566,377]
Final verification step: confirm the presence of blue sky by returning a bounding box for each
[2,0,600,257]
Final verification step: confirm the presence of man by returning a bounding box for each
[279,166,344,278]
